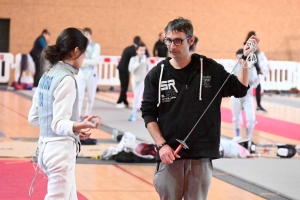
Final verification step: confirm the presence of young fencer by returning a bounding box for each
[231,49,258,140]
[128,42,149,121]
[28,28,101,199]
[76,28,101,120]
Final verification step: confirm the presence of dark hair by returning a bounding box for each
[133,36,141,45]
[44,28,88,65]
[83,27,92,35]
[246,31,256,40]
[189,36,199,51]
[164,17,193,38]
[244,31,256,44]
[236,48,244,55]
[42,29,50,35]
[135,42,146,50]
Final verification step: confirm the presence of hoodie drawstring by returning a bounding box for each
[199,58,203,100]
[157,64,164,107]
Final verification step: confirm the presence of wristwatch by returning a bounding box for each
[156,142,167,151]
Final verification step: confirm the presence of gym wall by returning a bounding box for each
[0,0,299,61]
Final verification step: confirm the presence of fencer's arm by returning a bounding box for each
[52,76,79,136]
[82,43,101,66]
[146,121,166,146]
[260,52,271,75]
[28,88,40,127]
[128,57,140,73]
[237,61,249,87]
[249,67,259,88]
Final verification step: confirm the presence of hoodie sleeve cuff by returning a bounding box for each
[143,115,157,128]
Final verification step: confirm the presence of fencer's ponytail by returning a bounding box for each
[44,28,88,65]
[44,45,61,64]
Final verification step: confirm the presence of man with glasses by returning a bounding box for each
[141,17,260,199]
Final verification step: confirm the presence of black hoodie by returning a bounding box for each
[141,54,249,160]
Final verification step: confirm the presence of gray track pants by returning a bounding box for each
[153,158,212,200]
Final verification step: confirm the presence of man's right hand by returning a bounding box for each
[159,145,180,164]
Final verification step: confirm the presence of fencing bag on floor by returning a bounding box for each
[115,150,155,163]
[133,143,156,159]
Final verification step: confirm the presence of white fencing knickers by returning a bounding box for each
[76,66,98,118]
[37,136,79,200]
[230,91,256,140]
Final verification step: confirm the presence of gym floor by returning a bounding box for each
[0,88,299,200]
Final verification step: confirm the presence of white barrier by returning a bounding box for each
[263,61,298,90]
[0,53,14,83]
[215,59,300,91]
[147,57,165,68]
[2,53,300,91]
[97,56,120,86]
[296,63,300,90]
[97,56,164,86]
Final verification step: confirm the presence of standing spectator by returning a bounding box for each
[28,27,101,199]
[153,32,168,57]
[244,31,267,112]
[231,49,258,141]
[128,42,149,121]
[76,28,101,120]
[145,43,151,58]
[116,36,141,108]
[141,17,259,199]
[29,29,50,87]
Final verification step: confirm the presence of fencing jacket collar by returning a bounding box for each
[61,61,79,75]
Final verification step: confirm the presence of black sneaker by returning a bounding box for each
[256,106,267,113]
[80,138,97,145]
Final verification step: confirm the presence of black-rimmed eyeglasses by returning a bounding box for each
[163,37,191,46]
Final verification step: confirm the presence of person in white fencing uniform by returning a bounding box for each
[256,48,270,98]
[219,137,250,158]
[231,49,259,140]
[128,42,149,121]
[257,50,270,78]
[244,31,269,113]
[76,28,101,119]
[28,28,101,200]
